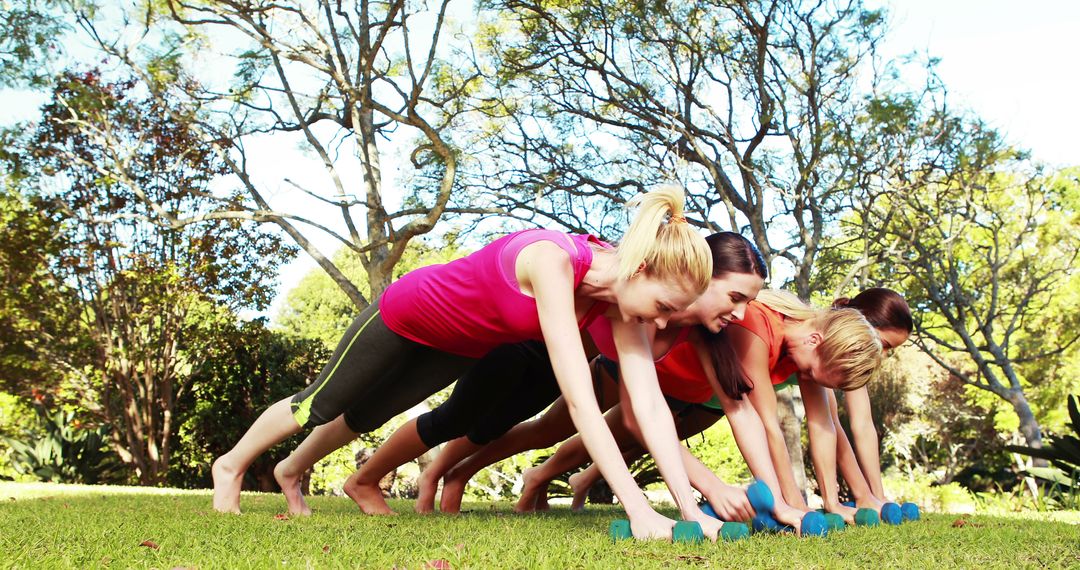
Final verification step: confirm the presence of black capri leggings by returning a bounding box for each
[290,300,476,433]
[415,341,562,447]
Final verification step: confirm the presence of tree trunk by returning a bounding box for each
[775,388,808,494]
[1006,388,1046,467]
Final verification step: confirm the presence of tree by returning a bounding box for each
[0,0,66,88]
[69,0,498,306]
[0,70,295,484]
[860,121,1079,453]
[461,0,890,491]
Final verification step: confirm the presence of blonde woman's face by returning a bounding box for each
[671,272,764,333]
[616,274,698,330]
[788,333,844,389]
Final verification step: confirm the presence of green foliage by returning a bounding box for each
[0,187,79,396]
[0,393,37,480]
[170,316,329,490]
[882,471,978,514]
[688,418,752,485]
[1007,394,1080,497]
[882,348,1016,491]
[0,403,121,484]
[0,1,66,88]
[0,69,298,484]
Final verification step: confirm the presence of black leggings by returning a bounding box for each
[290,301,476,433]
[415,341,561,447]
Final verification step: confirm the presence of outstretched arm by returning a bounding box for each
[841,388,886,499]
[800,378,855,523]
[611,316,723,538]
[527,244,673,539]
[729,326,808,510]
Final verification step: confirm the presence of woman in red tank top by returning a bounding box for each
[540,289,910,531]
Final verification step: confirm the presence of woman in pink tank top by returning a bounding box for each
[210,186,728,541]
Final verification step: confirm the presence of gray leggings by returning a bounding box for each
[290,300,476,433]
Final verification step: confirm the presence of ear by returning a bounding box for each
[805,331,823,347]
[633,261,647,276]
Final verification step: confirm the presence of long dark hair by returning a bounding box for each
[833,288,913,333]
[701,232,766,400]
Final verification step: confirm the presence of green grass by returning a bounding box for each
[1,483,1078,569]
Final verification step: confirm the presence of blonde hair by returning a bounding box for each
[756,290,883,390]
[619,185,711,294]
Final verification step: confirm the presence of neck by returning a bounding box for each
[784,319,815,348]
[577,248,621,303]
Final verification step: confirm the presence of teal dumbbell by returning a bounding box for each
[719,522,750,542]
[901,502,921,521]
[673,521,705,543]
[823,513,845,532]
[881,502,902,525]
[801,511,829,536]
[751,511,828,537]
[814,510,846,532]
[751,512,783,534]
[609,519,633,542]
[854,508,880,527]
[747,479,775,514]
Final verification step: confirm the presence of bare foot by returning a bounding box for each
[439,471,467,514]
[534,482,551,511]
[415,469,439,514]
[514,467,548,513]
[343,473,397,515]
[568,471,591,511]
[212,456,243,514]
[273,461,312,516]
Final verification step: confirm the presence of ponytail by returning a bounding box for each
[833,288,913,333]
[620,185,711,294]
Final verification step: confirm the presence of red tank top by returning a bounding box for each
[728,300,798,385]
[652,341,716,403]
[651,301,799,403]
[380,229,611,358]
[585,317,704,401]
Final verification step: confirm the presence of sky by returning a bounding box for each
[871,0,1079,168]
[2,1,1077,317]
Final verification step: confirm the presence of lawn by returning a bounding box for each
[1,482,1077,569]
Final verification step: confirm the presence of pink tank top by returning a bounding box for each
[380,229,611,358]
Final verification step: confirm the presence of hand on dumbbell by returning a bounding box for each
[826,502,858,525]
[900,502,921,521]
[629,510,678,540]
[699,482,754,522]
[685,506,725,541]
[774,503,809,530]
[751,510,829,537]
[840,500,881,526]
